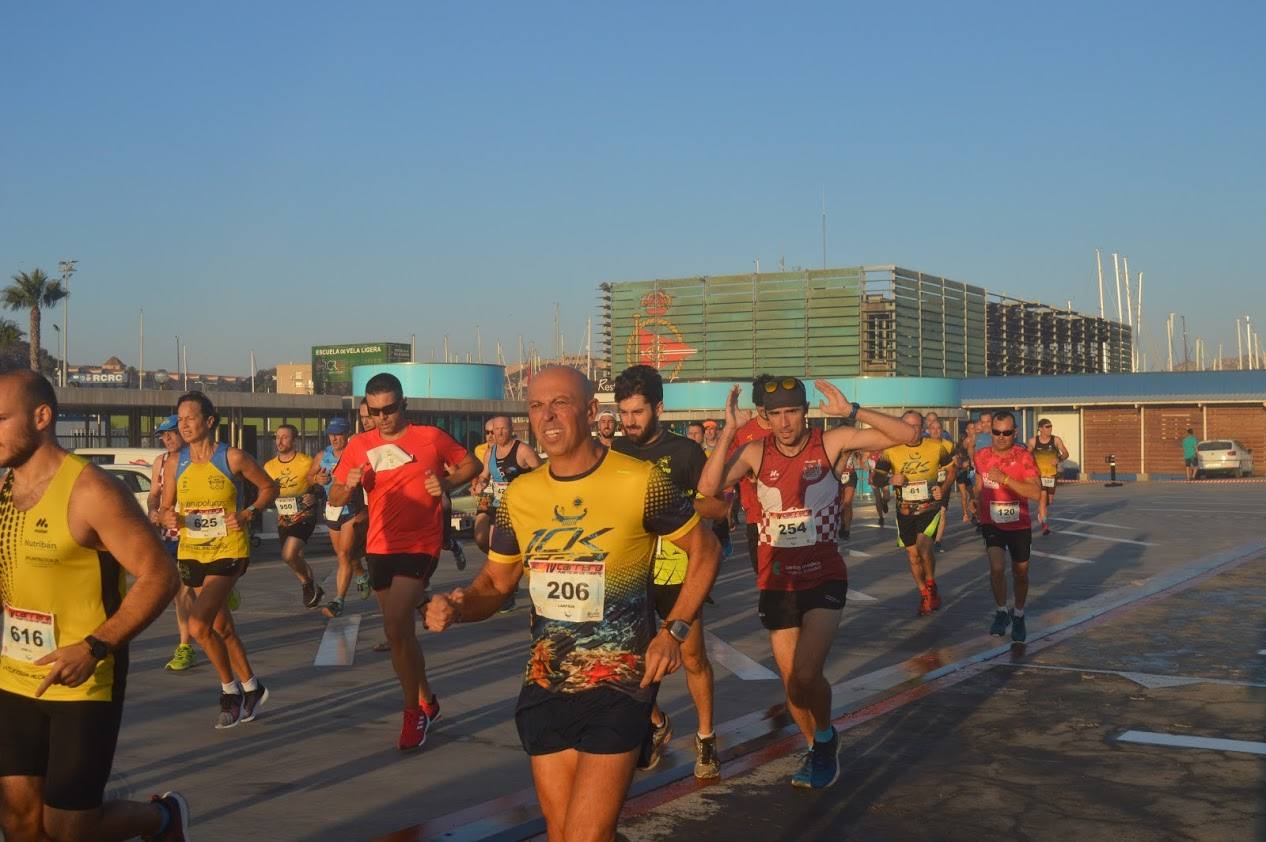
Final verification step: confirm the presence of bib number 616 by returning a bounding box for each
[9,626,44,648]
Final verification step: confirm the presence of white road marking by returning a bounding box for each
[848,589,878,602]
[1050,529,1154,546]
[703,631,779,680]
[861,523,897,530]
[1116,730,1266,756]
[1258,649,1266,656]
[314,613,362,666]
[1012,663,1266,689]
[1132,507,1264,516]
[1049,517,1133,530]
[1029,550,1094,564]
[845,548,872,558]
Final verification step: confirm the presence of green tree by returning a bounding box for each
[3,269,68,372]
[0,319,22,347]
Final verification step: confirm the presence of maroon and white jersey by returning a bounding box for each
[754,428,847,592]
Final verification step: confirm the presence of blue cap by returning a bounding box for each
[155,414,179,434]
[327,417,351,435]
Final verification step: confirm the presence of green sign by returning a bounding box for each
[311,342,411,395]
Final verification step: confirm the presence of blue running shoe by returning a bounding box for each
[809,729,841,789]
[790,750,814,788]
[1011,614,1027,643]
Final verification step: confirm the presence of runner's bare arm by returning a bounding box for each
[1056,436,1070,462]
[425,560,523,630]
[990,470,1042,501]
[644,521,721,687]
[518,445,543,470]
[697,385,757,497]
[228,448,279,529]
[441,452,482,492]
[158,452,180,528]
[147,460,163,522]
[818,380,918,457]
[37,466,180,696]
[693,494,730,520]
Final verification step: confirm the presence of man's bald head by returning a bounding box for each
[0,370,58,418]
[0,370,58,468]
[528,365,595,404]
[527,366,597,459]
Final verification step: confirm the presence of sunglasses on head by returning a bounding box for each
[367,401,402,417]
[992,428,1016,436]
[763,378,801,393]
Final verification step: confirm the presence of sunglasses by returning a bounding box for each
[763,378,802,393]
[992,428,1016,436]
[367,401,402,417]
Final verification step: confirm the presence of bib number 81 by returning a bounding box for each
[545,580,591,601]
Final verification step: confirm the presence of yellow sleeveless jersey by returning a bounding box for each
[881,439,954,509]
[176,443,250,563]
[264,452,315,525]
[0,454,126,701]
[1032,437,1061,477]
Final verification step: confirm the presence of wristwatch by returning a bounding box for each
[847,402,860,421]
[664,619,691,643]
[84,635,110,661]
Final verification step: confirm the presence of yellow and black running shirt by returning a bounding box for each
[1033,436,1061,477]
[878,439,953,513]
[176,443,250,563]
[0,454,126,701]
[264,452,316,526]
[489,449,698,704]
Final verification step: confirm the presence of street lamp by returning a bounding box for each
[57,259,77,387]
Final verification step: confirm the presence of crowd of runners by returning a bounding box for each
[0,364,1073,841]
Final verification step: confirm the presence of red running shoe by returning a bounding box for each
[927,581,942,611]
[419,693,441,724]
[917,591,933,616]
[398,707,430,750]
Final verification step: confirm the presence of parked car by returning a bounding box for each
[449,482,477,534]
[75,447,163,467]
[1196,439,1255,478]
[100,464,153,510]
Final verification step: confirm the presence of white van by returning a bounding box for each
[74,448,165,468]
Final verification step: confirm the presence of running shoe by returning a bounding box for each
[398,707,430,750]
[420,693,442,725]
[241,681,269,723]
[1011,614,1027,643]
[322,598,345,618]
[917,590,933,616]
[989,609,1011,637]
[927,581,942,611]
[356,574,370,600]
[790,750,814,788]
[215,692,243,729]
[498,592,516,614]
[934,540,944,553]
[228,587,241,611]
[721,533,733,558]
[145,791,190,842]
[450,539,467,571]
[808,729,842,789]
[164,643,197,672]
[877,516,885,529]
[1041,524,1051,537]
[637,712,673,771]
[694,733,720,779]
[302,579,324,608]
[839,529,850,541]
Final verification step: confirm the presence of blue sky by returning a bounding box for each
[3,2,1262,373]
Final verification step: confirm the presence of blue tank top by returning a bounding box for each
[319,445,350,519]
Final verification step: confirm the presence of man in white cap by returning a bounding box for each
[595,409,618,447]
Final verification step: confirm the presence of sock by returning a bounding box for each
[996,604,1007,613]
[221,681,241,695]
[331,596,345,606]
[241,676,259,692]
[154,800,172,836]
[697,730,715,740]
[814,726,835,744]
[1013,608,1025,618]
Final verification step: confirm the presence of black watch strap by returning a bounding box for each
[664,619,691,643]
[84,635,110,661]
[847,402,860,421]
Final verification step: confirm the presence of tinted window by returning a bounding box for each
[1196,441,1233,452]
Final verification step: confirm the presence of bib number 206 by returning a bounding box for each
[544,580,591,601]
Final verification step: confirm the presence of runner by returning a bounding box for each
[728,374,775,574]
[972,411,994,455]
[953,428,977,524]
[1182,427,1199,481]
[924,415,954,552]
[310,418,370,618]
[594,409,618,447]
[867,449,891,528]
[474,420,494,469]
[701,419,721,454]
[833,446,859,540]
[473,416,541,613]
[328,373,480,749]
[973,410,1042,642]
[0,371,190,842]
[874,411,955,616]
[1026,418,1069,536]
[700,378,916,789]
[264,424,324,609]
[685,421,705,445]
[425,365,719,841]
[148,414,197,672]
[696,420,733,557]
[612,365,730,778]
[160,390,277,729]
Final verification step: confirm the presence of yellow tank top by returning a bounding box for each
[176,444,250,563]
[264,452,313,497]
[0,454,126,701]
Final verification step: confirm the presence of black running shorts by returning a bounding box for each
[981,524,1032,562]
[896,507,942,548]
[278,517,318,544]
[758,579,848,630]
[177,557,249,588]
[366,552,439,591]
[0,689,125,810]
[515,687,653,756]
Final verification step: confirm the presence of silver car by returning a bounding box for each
[1196,439,1255,478]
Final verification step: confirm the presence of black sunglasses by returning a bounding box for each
[991,428,1016,436]
[763,378,801,393]
[367,401,402,417]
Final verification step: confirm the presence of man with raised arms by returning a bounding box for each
[426,366,719,842]
[0,371,189,841]
[699,378,916,789]
[328,373,481,749]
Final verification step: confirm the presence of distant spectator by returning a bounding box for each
[1182,427,1199,481]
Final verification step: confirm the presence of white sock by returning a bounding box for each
[996,604,1007,613]
[697,731,715,740]
[1012,608,1025,618]
[221,681,241,694]
[241,676,259,692]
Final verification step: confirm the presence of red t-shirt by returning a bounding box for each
[728,417,773,522]
[333,424,468,556]
[974,446,1039,531]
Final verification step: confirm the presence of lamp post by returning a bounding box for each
[57,260,77,387]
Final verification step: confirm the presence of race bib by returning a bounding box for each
[769,508,815,548]
[184,508,228,539]
[528,560,605,622]
[990,501,1021,524]
[276,496,299,516]
[903,481,930,502]
[2,605,56,664]
[491,481,510,505]
[1040,476,1056,489]
[366,443,415,473]
[936,469,948,483]
[839,470,852,483]
[324,504,343,522]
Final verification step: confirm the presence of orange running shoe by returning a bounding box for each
[398,707,429,751]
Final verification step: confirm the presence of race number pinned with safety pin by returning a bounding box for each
[990,501,1021,524]
[2,604,56,664]
[1040,476,1057,489]
[528,560,605,622]
[185,507,228,540]
[276,497,300,517]
[902,481,930,502]
[769,508,814,547]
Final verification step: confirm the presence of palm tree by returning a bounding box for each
[3,269,68,372]
[0,319,21,347]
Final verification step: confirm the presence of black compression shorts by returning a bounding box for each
[515,686,652,756]
[177,557,249,588]
[757,579,847,630]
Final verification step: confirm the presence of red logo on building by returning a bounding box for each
[641,290,672,316]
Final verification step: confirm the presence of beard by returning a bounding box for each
[0,423,42,469]
[629,415,660,447]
